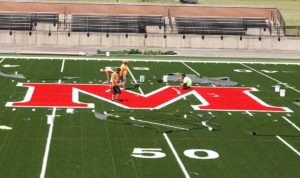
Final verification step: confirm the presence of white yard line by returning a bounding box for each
[241,63,300,94]
[127,67,144,95]
[163,133,190,178]
[0,58,5,63]
[246,111,253,117]
[276,135,300,157]
[40,107,57,178]
[182,62,201,76]
[129,117,189,130]
[3,56,300,65]
[60,59,65,72]
[40,80,61,178]
[282,116,300,132]
[129,66,190,177]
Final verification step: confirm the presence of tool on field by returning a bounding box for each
[128,80,141,89]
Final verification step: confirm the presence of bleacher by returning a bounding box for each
[31,13,59,24]
[0,12,270,36]
[0,13,59,31]
[71,15,165,33]
[0,13,32,31]
[175,17,268,35]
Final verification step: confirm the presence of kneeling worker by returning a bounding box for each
[181,73,192,90]
[111,68,121,102]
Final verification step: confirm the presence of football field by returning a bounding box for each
[0,55,299,178]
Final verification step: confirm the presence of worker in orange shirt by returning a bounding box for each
[110,68,121,102]
[120,60,128,89]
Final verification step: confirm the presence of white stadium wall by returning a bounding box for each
[1,31,300,51]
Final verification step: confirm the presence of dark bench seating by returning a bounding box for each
[175,17,268,35]
[0,13,59,31]
[71,15,165,33]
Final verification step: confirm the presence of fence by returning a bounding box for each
[285,26,300,37]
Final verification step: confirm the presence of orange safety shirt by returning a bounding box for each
[120,63,128,76]
[111,71,119,86]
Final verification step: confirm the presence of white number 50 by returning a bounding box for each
[131,148,166,159]
[184,149,219,159]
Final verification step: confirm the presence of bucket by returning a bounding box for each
[163,75,168,82]
[106,51,110,57]
[279,89,286,97]
[275,84,280,92]
[140,75,145,82]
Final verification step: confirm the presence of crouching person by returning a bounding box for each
[181,73,192,90]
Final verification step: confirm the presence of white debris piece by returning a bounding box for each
[66,108,74,114]
[133,67,150,71]
[2,64,20,68]
[47,115,54,125]
[0,125,12,130]
[129,117,136,121]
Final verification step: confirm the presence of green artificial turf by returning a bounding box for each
[0,56,299,178]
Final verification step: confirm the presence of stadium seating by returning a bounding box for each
[31,13,59,24]
[0,13,59,31]
[71,15,165,33]
[175,17,268,35]
[0,12,269,36]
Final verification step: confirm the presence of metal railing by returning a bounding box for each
[285,26,300,37]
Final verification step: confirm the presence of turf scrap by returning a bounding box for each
[2,64,20,68]
[133,67,150,71]
[0,71,25,79]
[64,76,81,80]
[0,125,12,130]
[66,109,74,114]
[159,73,238,86]
[95,112,109,120]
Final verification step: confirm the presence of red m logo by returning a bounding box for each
[6,83,291,112]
